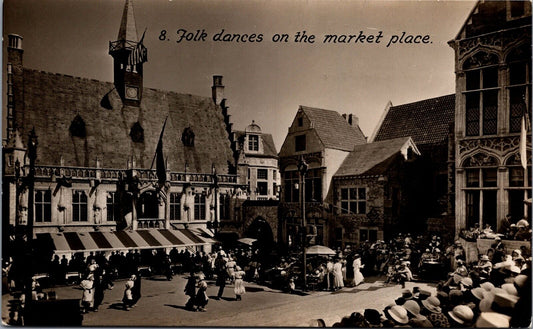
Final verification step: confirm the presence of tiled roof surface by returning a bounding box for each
[334,137,413,177]
[300,106,367,151]
[373,94,455,146]
[16,69,235,173]
[233,130,278,157]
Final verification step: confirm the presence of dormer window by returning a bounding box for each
[248,134,259,151]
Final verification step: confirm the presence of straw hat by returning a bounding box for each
[460,277,473,288]
[480,281,495,292]
[418,290,432,300]
[479,297,495,313]
[385,305,409,324]
[493,292,519,309]
[471,287,486,301]
[475,312,511,328]
[421,296,442,313]
[448,305,474,325]
[514,274,528,289]
[480,255,490,261]
[516,219,529,228]
[501,283,518,296]
[403,300,421,316]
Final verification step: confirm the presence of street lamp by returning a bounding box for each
[25,128,38,312]
[297,157,308,290]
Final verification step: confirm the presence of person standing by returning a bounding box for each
[233,266,246,301]
[92,273,107,312]
[122,275,135,311]
[194,273,209,312]
[184,271,197,311]
[352,254,365,287]
[333,257,344,290]
[215,252,227,300]
[326,258,334,291]
[80,274,95,314]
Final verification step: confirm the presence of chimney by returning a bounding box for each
[212,75,224,106]
[348,114,359,127]
[7,34,24,141]
[342,113,347,120]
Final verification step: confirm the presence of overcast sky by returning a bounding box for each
[3,0,476,150]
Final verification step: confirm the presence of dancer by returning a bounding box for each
[352,253,365,286]
[234,266,246,300]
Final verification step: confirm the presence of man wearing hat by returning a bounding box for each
[447,305,474,327]
[403,299,432,327]
[364,309,383,328]
[422,296,450,328]
[383,305,410,327]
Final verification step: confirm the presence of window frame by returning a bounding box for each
[339,187,367,215]
[169,192,181,221]
[72,190,88,222]
[35,189,52,223]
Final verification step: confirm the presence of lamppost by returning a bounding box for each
[297,157,308,290]
[208,164,220,235]
[24,128,38,311]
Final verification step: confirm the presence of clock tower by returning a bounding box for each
[109,0,147,107]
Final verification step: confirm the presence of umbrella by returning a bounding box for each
[237,238,257,246]
[306,245,336,255]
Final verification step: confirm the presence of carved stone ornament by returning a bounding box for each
[462,51,500,69]
[459,136,521,155]
[462,152,499,167]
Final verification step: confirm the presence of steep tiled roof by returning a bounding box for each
[300,106,367,151]
[16,69,234,174]
[373,94,455,146]
[334,137,418,177]
[233,131,278,157]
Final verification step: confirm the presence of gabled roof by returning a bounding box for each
[453,1,531,41]
[233,130,278,157]
[373,94,455,146]
[334,137,420,177]
[15,69,235,174]
[299,106,367,151]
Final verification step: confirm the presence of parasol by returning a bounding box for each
[306,245,336,255]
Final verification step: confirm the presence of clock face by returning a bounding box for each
[125,86,139,99]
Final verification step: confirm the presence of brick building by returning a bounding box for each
[278,106,366,249]
[2,0,245,255]
[449,1,532,233]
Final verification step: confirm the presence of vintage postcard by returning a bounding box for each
[2,0,531,327]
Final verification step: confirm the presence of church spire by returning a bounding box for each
[109,0,147,107]
[118,0,139,43]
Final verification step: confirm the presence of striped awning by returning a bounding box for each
[36,228,214,254]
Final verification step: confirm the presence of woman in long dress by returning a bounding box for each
[233,266,246,300]
[80,274,95,313]
[332,258,344,290]
[352,254,365,286]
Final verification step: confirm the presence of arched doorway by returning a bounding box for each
[246,217,274,250]
[137,190,159,218]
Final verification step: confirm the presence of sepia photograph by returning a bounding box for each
[1,0,532,326]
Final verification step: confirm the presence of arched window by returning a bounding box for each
[463,52,499,136]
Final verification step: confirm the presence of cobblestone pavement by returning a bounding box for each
[2,275,437,327]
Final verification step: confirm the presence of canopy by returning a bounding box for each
[306,245,336,255]
[36,228,214,254]
[237,238,257,246]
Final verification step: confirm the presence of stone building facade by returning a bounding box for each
[331,137,420,247]
[449,1,532,233]
[2,0,245,254]
[278,106,367,249]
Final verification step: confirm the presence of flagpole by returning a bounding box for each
[150,116,168,170]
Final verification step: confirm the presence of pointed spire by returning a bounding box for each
[118,0,138,42]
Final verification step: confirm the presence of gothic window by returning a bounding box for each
[463,52,499,136]
[35,190,52,222]
[169,192,181,220]
[248,135,259,151]
[129,121,144,143]
[182,127,195,147]
[69,115,87,138]
[72,190,88,222]
[106,192,117,221]
[194,194,206,220]
[507,46,531,133]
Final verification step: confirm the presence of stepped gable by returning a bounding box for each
[17,68,234,174]
[373,94,455,146]
[300,106,367,151]
[334,137,417,177]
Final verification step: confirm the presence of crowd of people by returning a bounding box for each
[320,237,531,327]
[460,216,532,242]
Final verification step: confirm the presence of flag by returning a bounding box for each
[520,115,528,169]
[152,117,168,185]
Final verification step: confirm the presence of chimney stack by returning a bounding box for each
[212,75,224,106]
[348,114,359,127]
